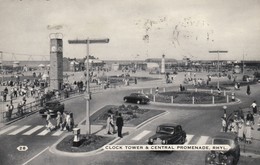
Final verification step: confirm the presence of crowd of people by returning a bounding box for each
[221,101,259,144]
[45,111,74,132]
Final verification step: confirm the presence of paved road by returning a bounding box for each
[0,80,260,165]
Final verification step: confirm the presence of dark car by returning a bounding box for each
[148,123,186,145]
[39,100,64,117]
[205,132,240,165]
[123,93,150,104]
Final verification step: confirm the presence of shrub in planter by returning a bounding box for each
[126,105,132,110]
[133,105,139,110]
[132,114,138,118]
[126,110,133,115]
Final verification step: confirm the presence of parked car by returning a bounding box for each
[148,123,186,145]
[205,132,240,165]
[123,93,150,104]
[39,100,64,117]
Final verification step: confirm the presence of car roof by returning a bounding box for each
[213,132,237,140]
[158,123,179,127]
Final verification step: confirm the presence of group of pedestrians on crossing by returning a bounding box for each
[45,111,74,132]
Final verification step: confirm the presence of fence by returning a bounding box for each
[1,82,125,122]
[139,87,237,105]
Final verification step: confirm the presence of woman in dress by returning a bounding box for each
[244,120,252,144]
[237,118,245,142]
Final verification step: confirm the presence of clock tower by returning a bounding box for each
[50,33,63,90]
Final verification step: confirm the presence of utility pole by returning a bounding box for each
[68,38,109,134]
[242,52,246,75]
[0,51,3,123]
[209,50,228,89]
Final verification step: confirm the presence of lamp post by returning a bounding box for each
[0,51,3,123]
[242,53,246,75]
[209,50,228,88]
[68,38,109,134]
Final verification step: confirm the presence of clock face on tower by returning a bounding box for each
[57,46,63,52]
[51,46,62,52]
[51,46,57,52]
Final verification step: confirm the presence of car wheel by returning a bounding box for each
[124,99,128,102]
[180,137,186,144]
[226,156,234,165]
[137,100,141,104]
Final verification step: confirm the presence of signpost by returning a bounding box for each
[209,50,228,88]
[68,38,109,134]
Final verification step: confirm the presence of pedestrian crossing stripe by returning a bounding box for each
[0,125,65,137]
[37,129,50,136]
[8,125,31,135]
[52,130,63,136]
[134,130,211,145]
[184,134,194,145]
[196,136,209,145]
[0,125,18,135]
[23,126,44,135]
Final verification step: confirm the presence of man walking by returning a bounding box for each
[251,101,257,115]
[116,113,124,138]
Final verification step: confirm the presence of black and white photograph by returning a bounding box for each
[0,0,260,164]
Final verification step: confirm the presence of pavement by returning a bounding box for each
[1,70,260,159]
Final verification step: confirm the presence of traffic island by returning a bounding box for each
[54,105,165,154]
[56,134,115,153]
[148,91,228,104]
[90,104,165,127]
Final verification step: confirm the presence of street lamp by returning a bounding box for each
[68,38,109,134]
[0,51,3,123]
[209,50,228,88]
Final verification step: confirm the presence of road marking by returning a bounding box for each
[8,126,31,135]
[23,126,44,135]
[22,146,49,165]
[52,130,63,136]
[131,130,151,141]
[37,129,50,136]
[184,134,194,145]
[196,136,209,145]
[0,125,18,135]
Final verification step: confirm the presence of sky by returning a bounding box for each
[0,0,260,61]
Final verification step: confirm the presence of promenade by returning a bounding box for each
[1,70,260,157]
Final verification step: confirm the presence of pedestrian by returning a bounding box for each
[69,112,74,130]
[244,120,252,144]
[3,92,7,102]
[231,93,235,102]
[246,84,251,95]
[134,77,137,84]
[116,113,124,138]
[237,117,245,142]
[22,95,27,105]
[251,101,257,115]
[228,119,236,133]
[5,104,10,120]
[246,111,254,125]
[56,111,62,129]
[46,112,51,125]
[221,117,227,132]
[65,112,71,131]
[217,88,221,95]
[155,87,159,94]
[107,114,112,135]
[180,84,183,91]
[61,113,67,131]
[233,116,239,134]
